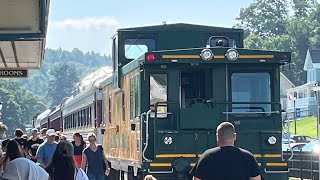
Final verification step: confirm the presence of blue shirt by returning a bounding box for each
[36,141,57,166]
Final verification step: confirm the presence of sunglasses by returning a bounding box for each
[88,138,96,142]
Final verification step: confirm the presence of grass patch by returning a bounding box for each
[288,116,317,138]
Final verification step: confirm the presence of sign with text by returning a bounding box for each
[0,69,28,78]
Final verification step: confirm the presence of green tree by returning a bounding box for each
[47,63,79,106]
[0,79,46,137]
[235,0,289,37]
[237,0,320,85]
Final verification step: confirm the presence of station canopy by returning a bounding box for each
[0,0,50,69]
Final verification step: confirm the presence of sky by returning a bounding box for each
[46,0,253,55]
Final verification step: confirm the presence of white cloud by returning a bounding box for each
[51,16,120,31]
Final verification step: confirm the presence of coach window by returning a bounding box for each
[79,110,82,127]
[84,109,87,126]
[231,73,271,112]
[88,106,91,125]
[125,39,155,60]
[150,74,167,114]
[76,112,79,127]
[87,107,90,126]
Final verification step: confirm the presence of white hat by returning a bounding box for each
[46,129,56,136]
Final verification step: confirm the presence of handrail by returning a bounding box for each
[139,112,146,163]
[142,110,152,162]
[264,168,290,174]
[222,111,280,114]
[206,100,281,105]
[148,168,174,174]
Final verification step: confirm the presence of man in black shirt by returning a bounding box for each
[26,128,44,162]
[13,128,27,149]
[190,122,261,180]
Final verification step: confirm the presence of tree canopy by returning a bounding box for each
[0,48,111,136]
[236,0,320,85]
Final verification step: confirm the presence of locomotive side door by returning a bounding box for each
[143,68,179,160]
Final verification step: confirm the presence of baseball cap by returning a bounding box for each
[31,128,39,134]
[46,129,56,136]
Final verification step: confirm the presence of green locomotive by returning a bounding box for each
[101,23,290,180]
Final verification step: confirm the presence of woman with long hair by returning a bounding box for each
[0,139,48,180]
[0,140,23,173]
[46,140,88,180]
[72,133,86,168]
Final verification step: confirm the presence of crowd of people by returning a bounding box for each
[0,128,109,180]
[0,121,261,180]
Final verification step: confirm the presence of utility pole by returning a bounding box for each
[289,93,297,135]
[294,99,296,135]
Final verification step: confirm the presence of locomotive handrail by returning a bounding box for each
[264,168,290,174]
[142,110,152,162]
[222,111,280,114]
[140,112,146,163]
[209,101,281,104]
[148,168,174,174]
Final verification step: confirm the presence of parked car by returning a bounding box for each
[282,138,295,144]
[300,139,320,153]
[282,143,307,151]
[290,135,314,143]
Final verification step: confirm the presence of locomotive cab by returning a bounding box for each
[102,23,291,180]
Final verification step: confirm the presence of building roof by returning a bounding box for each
[286,81,315,92]
[309,49,320,63]
[304,49,320,70]
[280,72,295,87]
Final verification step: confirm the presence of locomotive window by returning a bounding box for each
[125,39,155,60]
[109,97,112,123]
[130,74,140,120]
[135,75,140,117]
[231,73,271,112]
[130,77,135,119]
[150,74,167,114]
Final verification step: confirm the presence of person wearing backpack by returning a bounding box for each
[46,140,88,180]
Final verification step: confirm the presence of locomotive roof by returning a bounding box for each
[118,23,243,33]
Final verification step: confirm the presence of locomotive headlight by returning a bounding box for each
[163,136,173,145]
[200,49,213,61]
[268,136,277,145]
[225,49,239,61]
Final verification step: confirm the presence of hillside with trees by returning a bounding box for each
[20,48,112,106]
[0,48,111,136]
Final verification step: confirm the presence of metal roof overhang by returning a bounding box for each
[0,0,50,69]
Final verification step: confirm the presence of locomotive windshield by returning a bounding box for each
[125,39,155,59]
[231,72,271,112]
